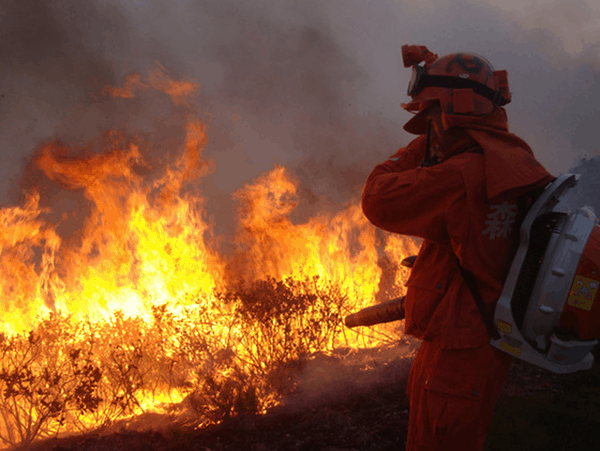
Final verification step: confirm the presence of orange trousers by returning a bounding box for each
[405,340,513,450]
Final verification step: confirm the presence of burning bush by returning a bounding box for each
[0,316,99,447]
[0,67,416,448]
[0,277,366,448]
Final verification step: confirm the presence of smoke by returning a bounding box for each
[0,0,129,204]
[482,0,600,68]
[472,0,600,177]
[563,156,600,216]
[1,0,599,220]
[283,342,417,413]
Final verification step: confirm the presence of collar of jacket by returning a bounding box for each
[438,134,481,162]
[442,108,555,203]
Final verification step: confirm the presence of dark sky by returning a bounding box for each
[1,0,599,215]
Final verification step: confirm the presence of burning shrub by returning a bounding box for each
[232,276,348,366]
[0,315,101,448]
[187,361,263,424]
[0,273,403,448]
[0,67,415,448]
[0,241,405,448]
[77,313,152,429]
[185,277,349,419]
[0,311,180,447]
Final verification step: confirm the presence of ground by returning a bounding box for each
[18,343,599,451]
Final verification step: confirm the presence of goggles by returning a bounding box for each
[407,64,427,97]
[407,64,508,107]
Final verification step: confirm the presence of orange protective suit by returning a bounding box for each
[361,107,554,450]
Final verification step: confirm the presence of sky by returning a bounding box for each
[1,0,599,220]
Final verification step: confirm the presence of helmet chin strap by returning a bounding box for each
[421,119,439,167]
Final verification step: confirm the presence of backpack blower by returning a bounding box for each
[345,173,600,374]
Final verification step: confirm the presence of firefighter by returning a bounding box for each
[361,46,555,450]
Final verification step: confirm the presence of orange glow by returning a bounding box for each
[0,66,419,444]
[102,63,198,105]
[231,166,382,320]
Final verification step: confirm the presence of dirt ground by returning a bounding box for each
[19,342,579,451]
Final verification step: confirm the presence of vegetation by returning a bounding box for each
[12,328,600,451]
[7,273,599,451]
[0,277,366,449]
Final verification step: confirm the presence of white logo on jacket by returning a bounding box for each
[482,201,518,239]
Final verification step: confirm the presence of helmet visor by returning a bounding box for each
[407,64,427,97]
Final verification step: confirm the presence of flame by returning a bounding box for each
[23,120,222,325]
[102,63,198,106]
[231,165,381,314]
[0,67,419,444]
[0,191,58,333]
[384,233,423,293]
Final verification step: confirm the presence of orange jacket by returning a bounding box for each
[362,108,554,348]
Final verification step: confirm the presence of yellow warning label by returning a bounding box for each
[500,341,521,357]
[497,319,512,334]
[567,275,599,312]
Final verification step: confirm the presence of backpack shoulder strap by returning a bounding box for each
[455,182,549,341]
[453,254,501,340]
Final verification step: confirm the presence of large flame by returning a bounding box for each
[0,67,419,446]
[231,165,381,306]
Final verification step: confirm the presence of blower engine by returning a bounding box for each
[346,173,600,374]
[491,173,600,373]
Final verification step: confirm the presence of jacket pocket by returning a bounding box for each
[405,241,454,293]
[406,269,450,295]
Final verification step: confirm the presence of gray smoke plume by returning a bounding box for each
[0,0,127,203]
[1,0,599,219]
[563,156,600,215]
